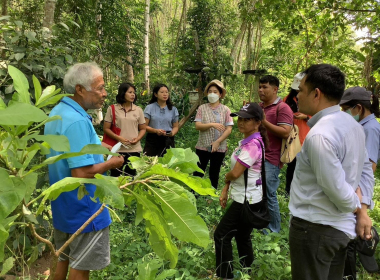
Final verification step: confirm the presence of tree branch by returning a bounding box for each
[29,224,55,254]
[337,7,376,13]
[55,203,106,256]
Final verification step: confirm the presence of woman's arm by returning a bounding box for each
[170,121,179,136]
[220,181,231,208]
[225,160,247,182]
[145,118,166,135]
[211,125,232,152]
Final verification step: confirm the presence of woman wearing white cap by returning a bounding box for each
[283,73,311,195]
[340,86,380,279]
[193,79,234,189]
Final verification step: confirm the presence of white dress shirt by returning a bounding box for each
[289,105,375,239]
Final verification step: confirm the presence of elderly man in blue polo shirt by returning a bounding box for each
[288,64,374,280]
[44,62,124,280]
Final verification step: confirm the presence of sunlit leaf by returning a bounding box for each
[0,102,47,125]
[8,65,30,104]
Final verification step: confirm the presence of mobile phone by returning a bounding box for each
[207,145,212,152]
[166,131,172,135]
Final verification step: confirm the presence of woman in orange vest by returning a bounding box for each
[283,73,311,195]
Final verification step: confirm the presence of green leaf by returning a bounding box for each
[132,190,178,268]
[137,258,162,280]
[65,55,73,64]
[0,225,8,262]
[14,20,23,27]
[33,134,70,152]
[0,256,14,275]
[0,169,27,221]
[160,148,204,173]
[0,16,10,21]
[59,22,69,31]
[36,93,72,109]
[26,144,118,175]
[140,164,216,197]
[15,53,25,61]
[38,176,124,209]
[27,246,38,266]
[149,185,210,248]
[0,97,6,110]
[32,75,42,102]
[8,65,30,103]
[77,185,89,200]
[0,102,47,125]
[155,269,177,280]
[22,172,38,204]
[24,30,37,42]
[22,205,39,224]
[35,85,59,106]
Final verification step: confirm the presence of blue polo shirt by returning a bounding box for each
[360,113,380,164]
[144,102,179,132]
[44,97,111,234]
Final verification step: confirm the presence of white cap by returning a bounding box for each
[291,72,306,90]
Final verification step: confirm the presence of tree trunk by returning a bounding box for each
[95,1,103,64]
[1,0,7,15]
[126,33,134,83]
[172,0,187,65]
[231,21,247,72]
[42,0,57,30]
[144,0,150,91]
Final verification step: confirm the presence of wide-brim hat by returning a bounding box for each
[230,102,263,120]
[339,86,372,105]
[204,79,227,99]
[291,72,306,90]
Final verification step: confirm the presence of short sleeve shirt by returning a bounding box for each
[260,98,293,167]
[104,103,145,153]
[230,132,263,204]
[44,97,111,234]
[144,102,179,132]
[360,114,380,163]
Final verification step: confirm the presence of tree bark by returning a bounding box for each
[126,33,134,83]
[231,21,247,71]
[42,0,57,30]
[144,0,150,91]
[1,0,7,15]
[172,0,187,65]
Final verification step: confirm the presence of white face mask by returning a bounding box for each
[208,93,220,103]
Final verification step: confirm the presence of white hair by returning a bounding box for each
[63,62,103,94]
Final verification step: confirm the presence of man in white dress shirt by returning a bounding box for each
[288,64,374,280]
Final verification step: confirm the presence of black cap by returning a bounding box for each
[339,86,372,105]
[230,102,263,120]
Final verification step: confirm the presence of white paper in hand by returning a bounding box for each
[107,142,122,161]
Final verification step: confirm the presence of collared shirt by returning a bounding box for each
[359,113,380,164]
[44,97,111,234]
[104,103,145,153]
[259,97,293,167]
[144,102,179,132]
[194,103,234,152]
[230,132,263,204]
[289,105,374,239]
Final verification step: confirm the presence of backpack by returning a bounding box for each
[276,103,301,163]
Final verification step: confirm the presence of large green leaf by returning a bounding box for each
[0,102,47,125]
[0,224,9,262]
[149,184,210,248]
[159,148,204,174]
[132,189,178,268]
[26,144,119,175]
[32,75,42,102]
[136,258,162,280]
[36,93,72,109]
[140,164,216,197]
[35,86,61,106]
[22,172,38,204]
[0,98,6,110]
[0,169,27,221]
[33,134,70,152]
[8,65,30,104]
[37,176,124,209]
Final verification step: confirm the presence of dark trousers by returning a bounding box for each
[110,152,140,177]
[214,200,263,279]
[285,157,297,195]
[143,133,175,157]
[344,241,357,280]
[193,149,225,189]
[289,217,351,280]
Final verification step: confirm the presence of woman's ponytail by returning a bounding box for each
[258,123,269,150]
[371,93,380,118]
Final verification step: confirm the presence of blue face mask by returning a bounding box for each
[345,105,360,122]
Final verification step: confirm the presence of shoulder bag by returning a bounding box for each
[241,139,270,229]
[102,105,121,147]
[277,103,301,163]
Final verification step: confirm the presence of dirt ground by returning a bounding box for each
[3,253,51,280]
